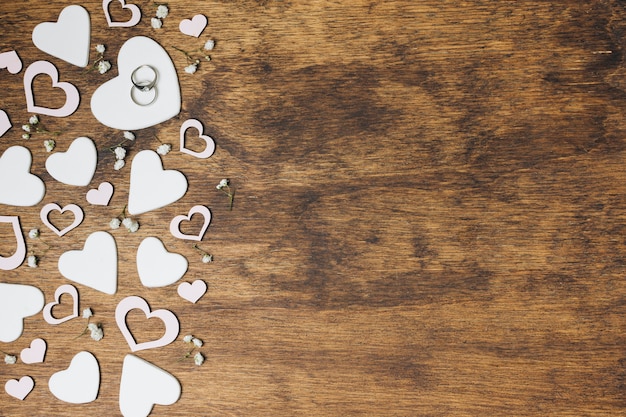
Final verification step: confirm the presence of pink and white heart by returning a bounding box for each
[20,338,47,364]
[103,0,141,27]
[43,284,79,325]
[179,14,207,37]
[24,61,80,118]
[40,203,84,237]
[169,205,211,241]
[177,280,207,303]
[180,119,215,159]
[5,376,34,400]
[115,296,179,352]
[86,182,114,206]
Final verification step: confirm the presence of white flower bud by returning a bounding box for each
[151,17,162,29]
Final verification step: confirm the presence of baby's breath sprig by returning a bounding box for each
[154,135,172,155]
[151,4,169,28]
[192,244,213,263]
[91,44,112,74]
[0,349,17,364]
[179,335,205,365]
[171,45,212,74]
[75,308,104,341]
[109,205,140,233]
[21,114,60,140]
[216,178,235,210]
[104,131,135,170]
[26,228,51,268]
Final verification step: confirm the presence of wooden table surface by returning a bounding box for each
[1,0,626,415]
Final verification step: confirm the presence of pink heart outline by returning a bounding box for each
[179,14,207,37]
[40,203,84,237]
[5,376,34,400]
[42,284,79,325]
[24,61,80,118]
[20,338,47,364]
[179,119,216,159]
[0,50,22,74]
[115,296,180,352]
[169,205,211,242]
[177,280,207,303]
[103,0,141,27]
[0,216,26,271]
[0,110,11,137]
[86,182,114,206]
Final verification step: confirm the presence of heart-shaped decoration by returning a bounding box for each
[137,237,188,288]
[0,216,26,271]
[5,376,34,400]
[32,5,90,67]
[0,146,45,207]
[42,284,79,325]
[45,137,97,186]
[179,119,216,159]
[86,182,114,206]
[24,61,80,118]
[128,150,187,215]
[115,296,180,352]
[40,203,84,237]
[91,36,181,130]
[58,231,117,295]
[169,205,211,241]
[48,351,99,404]
[0,50,22,74]
[103,0,141,27]
[177,280,207,303]
[119,354,181,417]
[0,283,44,343]
[179,14,207,37]
[0,110,11,137]
[20,338,47,364]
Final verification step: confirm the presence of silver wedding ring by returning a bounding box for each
[130,65,158,106]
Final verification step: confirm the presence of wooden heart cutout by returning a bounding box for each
[137,237,188,288]
[20,338,47,364]
[177,280,207,303]
[103,0,141,27]
[0,50,22,74]
[179,14,207,37]
[43,284,79,325]
[0,283,44,343]
[45,137,97,186]
[24,61,80,118]
[0,216,26,271]
[179,119,216,159]
[0,147,46,207]
[5,376,34,400]
[40,203,84,237]
[32,5,90,67]
[115,296,179,352]
[48,351,99,404]
[86,182,113,206]
[169,205,211,241]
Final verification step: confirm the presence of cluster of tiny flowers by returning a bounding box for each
[4,354,16,364]
[21,115,38,139]
[93,44,112,74]
[111,131,135,170]
[28,228,39,239]
[192,244,213,263]
[151,4,169,28]
[82,308,93,319]
[216,178,229,190]
[44,139,56,152]
[110,206,139,233]
[22,114,59,143]
[88,323,104,341]
[156,143,172,155]
[182,335,205,365]
[27,254,38,268]
[174,39,214,75]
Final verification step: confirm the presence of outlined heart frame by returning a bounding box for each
[40,203,84,236]
[24,61,80,117]
[180,118,216,159]
[169,205,211,241]
[102,0,141,27]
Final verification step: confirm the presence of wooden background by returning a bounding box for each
[1,0,626,415]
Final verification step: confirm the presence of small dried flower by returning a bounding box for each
[82,308,93,319]
[4,354,16,364]
[95,44,106,54]
[29,115,39,125]
[216,178,229,190]
[184,63,198,74]
[22,124,30,132]
[114,159,125,170]
[183,335,193,343]
[192,337,203,348]
[28,229,39,239]
[109,218,121,229]
[27,255,38,268]
[98,60,111,74]
[156,4,169,19]
[44,139,56,152]
[194,352,204,366]
[22,133,30,140]
[156,143,171,155]
[88,323,104,341]
[123,131,135,141]
[202,254,213,263]
[151,17,163,29]
[114,146,126,160]
[204,39,215,51]
[122,217,139,233]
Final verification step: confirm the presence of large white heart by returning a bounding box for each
[58,231,117,295]
[119,354,181,417]
[0,283,44,343]
[32,5,90,68]
[45,137,97,186]
[0,146,45,206]
[48,351,100,404]
[128,150,187,215]
[90,36,181,130]
[137,237,188,288]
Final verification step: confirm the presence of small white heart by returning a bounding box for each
[119,354,181,417]
[128,150,187,215]
[48,351,100,404]
[58,231,117,295]
[177,280,207,303]
[45,137,97,186]
[0,146,45,207]
[20,338,47,364]
[0,283,44,343]
[32,5,90,67]
[86,182,114,206]
[5,376,34,400]
[137,237,188,288]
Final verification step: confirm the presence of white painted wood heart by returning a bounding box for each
[32,5,90,67]
[0,146,45,207]
[48,351,100,404]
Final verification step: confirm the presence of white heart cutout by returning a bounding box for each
[0,283,44,343]
[58,231,117,295]
[0,146,45,206]
[119,354,181,417]
[49,351,100,404]
[128,150,187,215]
[177,280,207,303]
[91,36,181,130]
[32,5,90,68]
[45,137,97,186]
[137,237,188,288]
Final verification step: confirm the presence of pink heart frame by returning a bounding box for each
[179,119,216,159]
[103,0,141,27]
[115,296,179,352]
[24,61,80,118]
[20,338,47,364]
[179,14,207,37]
[86,182,114,206]
[5,376,34,400]
[0,216,26,271]
[43,284,79,325]
[169,205,211,241]
[40,203,84,237]
[0,50,22,74]
[177,280,207,303]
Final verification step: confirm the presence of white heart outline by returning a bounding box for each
[179,119,216,159]
[40,203,84,237]
[102,0,141,27]
[42,284,79,325]
[169,205,211,241]
[24,61,80,118]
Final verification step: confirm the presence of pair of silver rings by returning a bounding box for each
[130,65,158,106]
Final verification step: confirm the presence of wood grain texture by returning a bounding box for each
[1,0,626,415]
